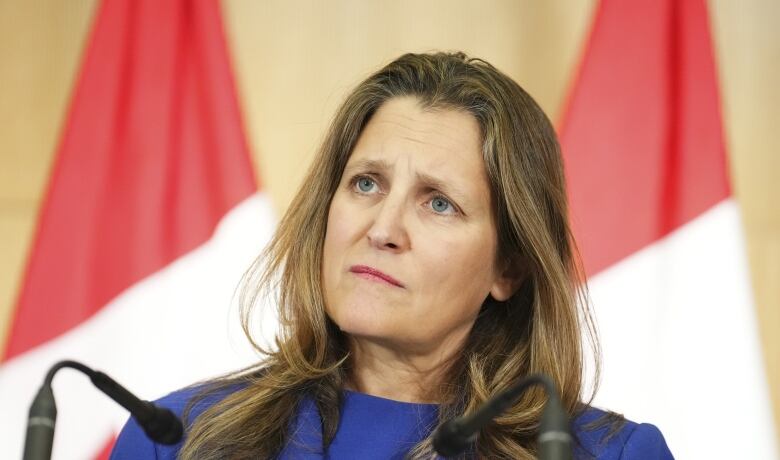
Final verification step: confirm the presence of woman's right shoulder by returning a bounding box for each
[158,381,244,419]
[109,380,248,459]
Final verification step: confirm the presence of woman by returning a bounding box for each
[112,52,673,459]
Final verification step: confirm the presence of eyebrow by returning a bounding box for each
[343,158,391,176]
[414,171,470,204]
[343,158,472,205]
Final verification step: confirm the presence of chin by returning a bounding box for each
[328,305,402,340]
[331,310,389,337]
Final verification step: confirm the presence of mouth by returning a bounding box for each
[349,265,404,288]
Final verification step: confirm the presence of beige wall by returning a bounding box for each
[0,0,98,344]
[0,0,777,439]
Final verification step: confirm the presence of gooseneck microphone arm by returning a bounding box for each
[22,360,183,460]
[432,373,572,460]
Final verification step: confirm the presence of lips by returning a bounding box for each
[349,265,404,287]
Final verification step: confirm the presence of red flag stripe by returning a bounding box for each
[93,435,116,460]
[3,0,255,360]
[560,0,729,276]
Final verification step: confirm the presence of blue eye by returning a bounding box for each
[430,196,452,213]
[356,176,376,193]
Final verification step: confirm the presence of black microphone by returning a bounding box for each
[22,360,183,460]
[432,373,572,460]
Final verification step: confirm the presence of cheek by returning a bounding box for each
[423,227,497,276]
[418,232,499,308]
[323,198,356,263]
[322,196,363,309]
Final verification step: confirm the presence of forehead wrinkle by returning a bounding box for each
[375,112,472,151]
[399,135,428,146]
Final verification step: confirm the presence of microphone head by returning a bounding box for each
[433,419,474,458]
[139,406,184,445]
[23,384,58,460]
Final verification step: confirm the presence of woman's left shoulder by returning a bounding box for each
[571,407,675,460]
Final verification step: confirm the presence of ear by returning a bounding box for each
[489,258,527,302]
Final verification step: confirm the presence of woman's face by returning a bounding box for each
[322,97,516,354]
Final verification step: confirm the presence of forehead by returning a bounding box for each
[347,98,487,184]
[354,97,482,158]
[345,97,493,211]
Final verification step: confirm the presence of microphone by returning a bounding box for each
[22,360,183,460]
[432,373,572,460]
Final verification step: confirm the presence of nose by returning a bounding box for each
[366,195,410,252]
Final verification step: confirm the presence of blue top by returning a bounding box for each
[110,386,673,459]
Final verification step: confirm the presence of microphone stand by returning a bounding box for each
[433,373,571,459]
[22,360,183,460]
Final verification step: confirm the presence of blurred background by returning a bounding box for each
[0,0,777,457]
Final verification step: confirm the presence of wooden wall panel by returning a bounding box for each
[0,0,97,349]
[710,0,780,436]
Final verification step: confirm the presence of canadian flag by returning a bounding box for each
[560,0,778,458]
[0,0,274,458]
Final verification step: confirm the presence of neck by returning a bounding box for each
[346,336,461,404]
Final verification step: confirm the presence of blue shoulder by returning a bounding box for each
[110,384,236,460]
[572,407,674,460]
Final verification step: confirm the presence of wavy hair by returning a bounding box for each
[180,51,600,459]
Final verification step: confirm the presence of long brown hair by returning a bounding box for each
[180,51,599,459]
